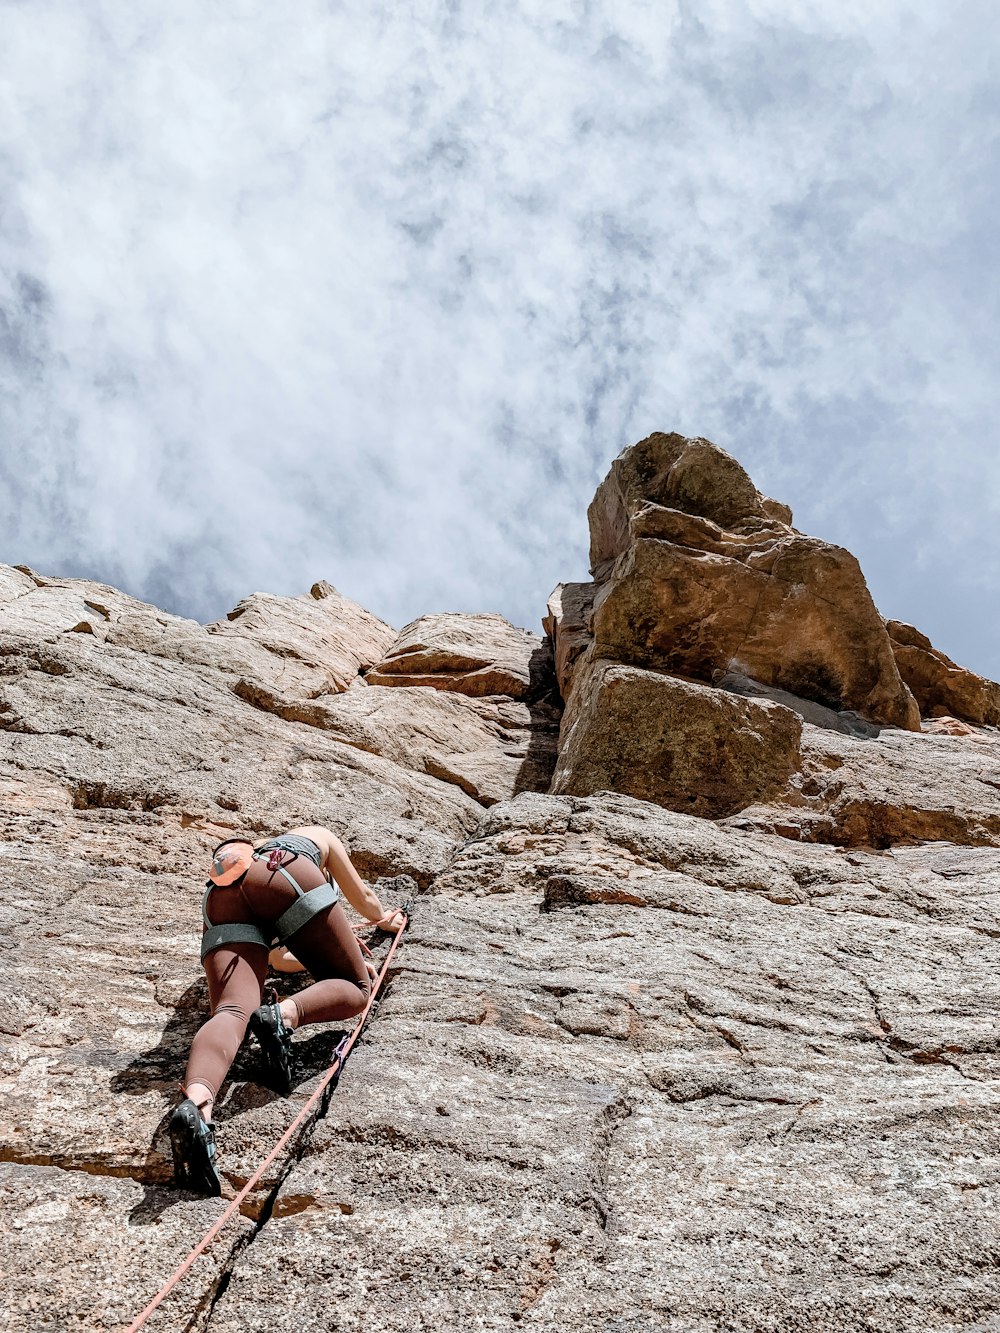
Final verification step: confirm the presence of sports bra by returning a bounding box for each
[254,834,324,867]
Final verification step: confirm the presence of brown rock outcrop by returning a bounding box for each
[540,432,924,823]
[367,612,548,698]
[591,522,919,729]
[585,433,919,730]
[543,581,594,701]
[551,650,803,818]
[592,437,922,730]
[588,432,774,570]
[887,618,1000,725]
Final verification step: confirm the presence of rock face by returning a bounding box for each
[551,650,803,818]
[272,683,560,807]
[209,579,396,710]
[586,433,919,730]
[888,618,1000,725]
[0,569,480,887]
[729,720,1000,849]
[366,612,547,699]
[543,582,594,702]
[5,431,1000,1332]
[542,433,934,826]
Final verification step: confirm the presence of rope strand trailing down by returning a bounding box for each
[126,914,409,1333]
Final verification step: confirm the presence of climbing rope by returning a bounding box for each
[126,913,409,1332]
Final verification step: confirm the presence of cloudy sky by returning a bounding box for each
[2,1,999,676]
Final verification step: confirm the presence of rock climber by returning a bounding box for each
[169,825,405,1195]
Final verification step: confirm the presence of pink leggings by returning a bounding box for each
[184,863,371,1099]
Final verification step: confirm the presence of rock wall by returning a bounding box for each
[4,435,1000,1332]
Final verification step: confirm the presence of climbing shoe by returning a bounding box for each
[169,1098,222,1196]
[249,1001,294,1095]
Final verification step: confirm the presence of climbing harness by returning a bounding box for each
[200,839,342,962]
[126,910,409,1333]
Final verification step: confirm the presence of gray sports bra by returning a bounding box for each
[255,834,325,867]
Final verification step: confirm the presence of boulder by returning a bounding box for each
[887,619,1000,725]
[366,612,549,698]
[586,434,919,730]
[588,432,774,572]
[550,650,803,818]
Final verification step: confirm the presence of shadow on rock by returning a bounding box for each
[514,643,563,796]
[117,956,389,1225]
[127,1178,196,1226]
[110,978,209,1100]
[109,967,337,1100]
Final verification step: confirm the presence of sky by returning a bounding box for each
[2,1,1000,677]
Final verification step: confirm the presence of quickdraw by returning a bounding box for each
[126,911,409,1332]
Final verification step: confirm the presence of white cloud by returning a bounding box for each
[1,0,999,676]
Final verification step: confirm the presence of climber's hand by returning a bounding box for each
[375,908,406,932]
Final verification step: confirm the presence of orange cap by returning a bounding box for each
[209,840,254,886]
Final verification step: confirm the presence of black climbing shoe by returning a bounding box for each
[249,1001,294,1095]
[169,1099,222,1196]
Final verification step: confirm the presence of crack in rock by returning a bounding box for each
[196,940,406,1328]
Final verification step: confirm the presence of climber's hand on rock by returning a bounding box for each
[375,908,405,932]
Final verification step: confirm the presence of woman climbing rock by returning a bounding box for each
[169,825,405,1195]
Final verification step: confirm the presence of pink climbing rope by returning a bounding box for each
[125,914,408,1332]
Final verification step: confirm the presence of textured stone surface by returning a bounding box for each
[584,434,919,730]
[551,651,803,819]
[210,579,397,709]
[5,507,1000,1333]
[727,720,1000,850]
[716,669,882,738]
[543,581,595,702]
[293,786,1000,1329]
[924,715,993,739]
[888,618,1000,725]
[591,518,919,731]
[259,681,560,806]
[367,612,549,699]
[0,1163,250,1332]
[588,431,772,571]
[0,568,395,699]
[0,568,483,889]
